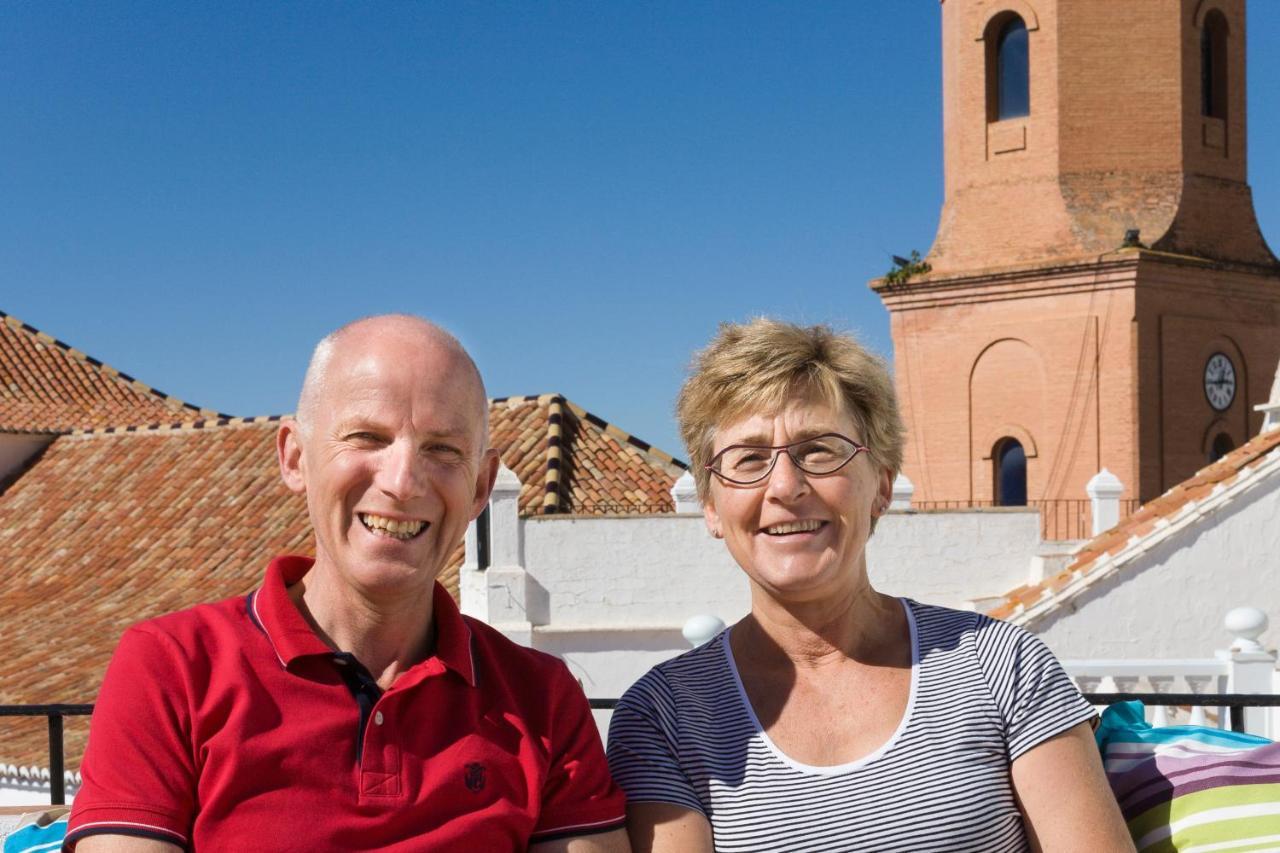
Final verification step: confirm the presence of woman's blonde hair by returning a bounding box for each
[677,318,905,499]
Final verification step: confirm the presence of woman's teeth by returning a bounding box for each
[359,513,426,540]
[763,520,822,535]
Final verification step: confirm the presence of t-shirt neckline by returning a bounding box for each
[722,597,920,776]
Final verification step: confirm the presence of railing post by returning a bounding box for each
[1085,469,1124,536]
[682,614,726,648]
[1217,607,1277,737]
[671,471,700,514]
[890,473,914,510]
[48,712,64,805]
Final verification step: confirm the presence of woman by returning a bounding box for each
[606,319,1131,852]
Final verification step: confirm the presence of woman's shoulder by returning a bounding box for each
[903,599,1046,662]
[617,630,734,713]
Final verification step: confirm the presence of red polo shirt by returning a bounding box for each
[66,556,624,851]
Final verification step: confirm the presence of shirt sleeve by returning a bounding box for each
[974,616,1096,762]
[529,662,627,842]
[65,625,196,851]
[605,670,706,816]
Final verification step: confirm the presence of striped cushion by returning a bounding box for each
[1097,701,1280,852]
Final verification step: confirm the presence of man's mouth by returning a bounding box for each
[359,513,428,541]
[761,520,824,536]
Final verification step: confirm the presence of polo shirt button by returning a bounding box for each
[374,711,384,726]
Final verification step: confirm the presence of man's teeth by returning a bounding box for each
[360,513,426,540]
[763,520,823,535]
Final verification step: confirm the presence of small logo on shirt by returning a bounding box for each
[464,762,486,793]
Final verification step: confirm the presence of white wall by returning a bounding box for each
[461,506,1042,701]
[868,508,1041,606]
[1033,471,1280,660]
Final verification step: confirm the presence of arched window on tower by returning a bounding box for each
[1209,432,1235,463]
[1201,10,1228,119]
[994,438,1027,506]
[987,15,1030,122]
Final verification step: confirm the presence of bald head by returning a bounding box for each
[294,315,488,441]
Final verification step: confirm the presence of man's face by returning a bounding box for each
[278,326,498,600]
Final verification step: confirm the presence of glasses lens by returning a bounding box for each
[790,435,858,474]
[716,446,776,483]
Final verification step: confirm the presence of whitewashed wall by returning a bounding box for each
[1032,469,1280,660]
[868,508,1042,606]
[461,505,1043,702]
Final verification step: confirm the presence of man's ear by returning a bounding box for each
[470,448,501,519]
[277,421,307,495]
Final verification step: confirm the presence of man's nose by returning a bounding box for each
[377,439,426,501]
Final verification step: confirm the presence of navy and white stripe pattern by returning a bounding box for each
[606,600,1094,852]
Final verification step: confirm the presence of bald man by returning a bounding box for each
[67,316,629,852]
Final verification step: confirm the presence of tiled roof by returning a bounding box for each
[985,427,1280,626]
[0,420,311,771]
[0,397,684,772]
[491,394,686,515]
[0,311,223,432]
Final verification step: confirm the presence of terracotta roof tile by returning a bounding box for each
[0,422,310,769]
[0,311,221,431]
[983,427,1280,626]
[490,395,686,515]
[0,396,685,771]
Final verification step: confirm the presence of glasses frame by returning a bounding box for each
[705,432,870,486]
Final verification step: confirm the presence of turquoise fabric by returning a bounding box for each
[1096,701,1280,853]
[2,815,67,853]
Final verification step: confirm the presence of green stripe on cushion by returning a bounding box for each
[1131,784,1280,852]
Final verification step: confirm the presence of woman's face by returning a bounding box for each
[703,396,892,603]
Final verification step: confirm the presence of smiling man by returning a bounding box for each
[66,315,628,852]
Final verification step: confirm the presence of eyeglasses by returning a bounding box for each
[705,433,869,486]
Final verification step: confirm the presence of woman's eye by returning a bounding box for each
[730,450,770,470]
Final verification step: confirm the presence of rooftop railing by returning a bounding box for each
[0,704,91,805]
[910,498,1141,541]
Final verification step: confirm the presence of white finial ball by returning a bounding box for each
[1225,607,1268,650]
[683,614,726,648]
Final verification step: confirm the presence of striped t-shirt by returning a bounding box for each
[606,600,1094,852]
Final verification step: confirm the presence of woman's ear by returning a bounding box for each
[703,498,724,539]
[876,467,895,515]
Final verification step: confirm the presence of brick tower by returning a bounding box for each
[875,0,1280,518]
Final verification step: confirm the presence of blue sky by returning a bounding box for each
[3,3,1278,459]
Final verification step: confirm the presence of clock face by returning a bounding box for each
[1204,352,1237,412]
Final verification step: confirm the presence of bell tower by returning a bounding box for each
[875,0,1280,517]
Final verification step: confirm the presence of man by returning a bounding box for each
[66,316,629,852]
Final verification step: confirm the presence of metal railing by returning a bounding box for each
[910,498,1141,540]
[8,693,1280,806]
[0,704,93,805]
[591,693,1280,733]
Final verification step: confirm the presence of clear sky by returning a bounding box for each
[3,3,1278,460]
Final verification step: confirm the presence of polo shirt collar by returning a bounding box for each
[249,555,476,686]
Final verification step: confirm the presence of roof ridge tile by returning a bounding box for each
[1,308,230,430]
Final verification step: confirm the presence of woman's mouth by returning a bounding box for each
[761,520,825,536]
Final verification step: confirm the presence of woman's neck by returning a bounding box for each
[735,577,906,670]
